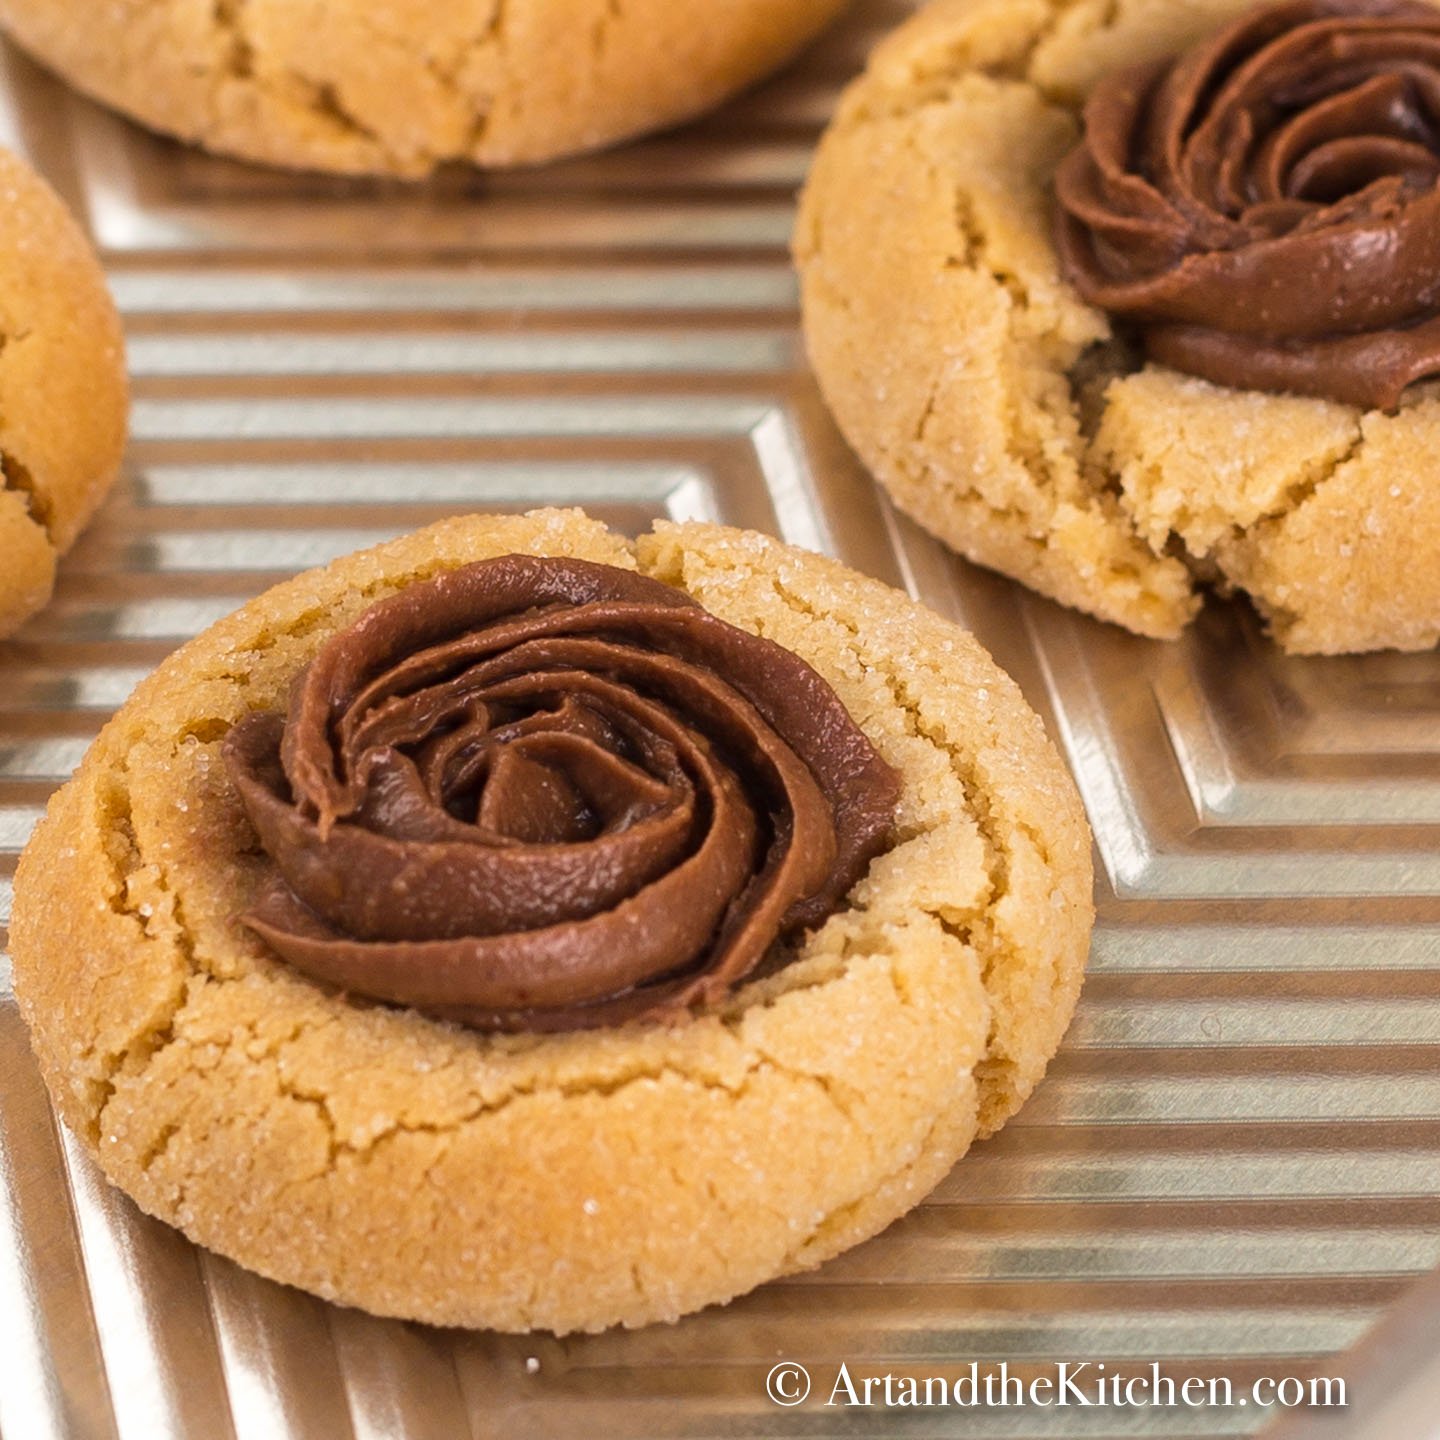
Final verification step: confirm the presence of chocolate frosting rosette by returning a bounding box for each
[222,555,900,1032]
[1054,0,1440,409]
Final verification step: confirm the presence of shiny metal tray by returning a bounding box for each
[1,3,1438,1436]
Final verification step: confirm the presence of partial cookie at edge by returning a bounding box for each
[797,0,1440,654]
[0,145,128,640]
[0,0,849,175]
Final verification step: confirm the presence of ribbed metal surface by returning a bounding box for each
[1,4,1438,1436]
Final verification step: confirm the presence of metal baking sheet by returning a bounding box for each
[2,3,1439,1436]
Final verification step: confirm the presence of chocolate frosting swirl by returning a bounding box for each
[1054,0,1440,409]
[222,555,900,1032]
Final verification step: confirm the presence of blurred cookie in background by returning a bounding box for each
[0,0,851,175]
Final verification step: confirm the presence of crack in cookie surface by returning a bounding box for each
[797,52,1200,639]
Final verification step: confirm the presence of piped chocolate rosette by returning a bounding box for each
[1054,0,1440,410]
[222,555,900,1033]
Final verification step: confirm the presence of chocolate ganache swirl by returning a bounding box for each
[222,555,901,1032]
[1054,0,1440,410]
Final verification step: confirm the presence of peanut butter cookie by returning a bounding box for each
[0,145,126,642]
[0,0,849,175]
[11,509,1091,1333]
[797,0,1440,654]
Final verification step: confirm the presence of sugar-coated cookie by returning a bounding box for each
[797,0,1440,655]
[0,0,849,175]
[11,510,1091,1333]
[0,146,126,641]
